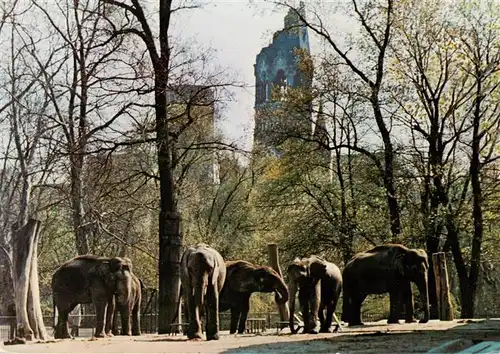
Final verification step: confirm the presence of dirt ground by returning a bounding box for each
[2,319,500,354]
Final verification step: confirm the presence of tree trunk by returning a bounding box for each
[11,219,49,340]
[28,224,48,339]
[70,161,90,255]
[464,77,485,319]
[371,92,401,240]
[102,0,181,334]
[156,73,182,334]
[446,214,470,318]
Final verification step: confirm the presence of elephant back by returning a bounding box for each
[52,256,105,293]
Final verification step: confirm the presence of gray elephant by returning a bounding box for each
[180,244,226,341]
[342,244,430,326]
[112,272,144,336]
[220,260,289,334]
[287,256,342,334]
[52,255,135,339]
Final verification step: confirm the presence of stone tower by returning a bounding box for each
[253,2,312,153]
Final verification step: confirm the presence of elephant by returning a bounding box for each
[112,272,144,336]
[219,260,289,334]
[180,244,226,341]
[287,255,342,334]
[341,244,430,326]
[52,255,135,339]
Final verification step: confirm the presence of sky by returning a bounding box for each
[174,1,296,152]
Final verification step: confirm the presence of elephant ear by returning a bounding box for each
[415,249,429,268]
[89,261,111,283]
[122,257,133,272]
[286,259,300,275]
[109,257,124,273]
[254,269,268,288]
[395,252,406,275]
[309,259,327,280]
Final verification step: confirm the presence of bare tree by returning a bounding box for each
[0,2,59,338]
[103,0,220,332]
[31,0,141,256]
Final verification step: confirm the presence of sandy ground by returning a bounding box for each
[2,319,500,353]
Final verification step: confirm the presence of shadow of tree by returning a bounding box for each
[221,320,498,354]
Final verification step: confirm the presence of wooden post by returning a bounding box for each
[267,244,289,328]
[432,252,453,321]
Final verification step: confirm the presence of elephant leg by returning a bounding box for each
[309,282,321,334]
[299,290,310,333]
[348,294,365,326]
[131,301,141,336]
[184,291,193,338]
[318,305,325,327]
[205,284,220,341]
[105,296,115,336]
[237,294,251,334]
[325,290,340,331]
[321,302,336,333]
[54,304,74,339]
[187,290,202,340]
[119,304,132,336]
[229,305,241,334]
[112,307,120,336]
[341,286,351,323]
[403,281,415,323]
[388,290,401,324]
[289,285,298,334]
[93,300,107,337]
[324,304,335,332]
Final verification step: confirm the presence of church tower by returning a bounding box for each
[253,2,312,153]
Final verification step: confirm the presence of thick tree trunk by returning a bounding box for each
[28,226,48,339]
[11,219,49,340]
[156,74,182,334]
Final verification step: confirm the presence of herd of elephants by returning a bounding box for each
[52,243,430,340]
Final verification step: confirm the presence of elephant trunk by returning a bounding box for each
[274,279,289,305]
[116,274,133,306]
[195,270,209,309]
[417,273,430,323]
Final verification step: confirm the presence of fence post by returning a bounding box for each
[432,252,453,321]
[267,243,289,328]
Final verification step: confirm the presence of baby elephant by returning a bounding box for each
[287,255,342,334]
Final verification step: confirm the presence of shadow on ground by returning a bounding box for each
[222,320,500,354]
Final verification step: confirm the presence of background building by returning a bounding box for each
[253,2,312,152]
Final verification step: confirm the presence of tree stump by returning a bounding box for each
[12,219,49,340]
[432,252,453,321]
